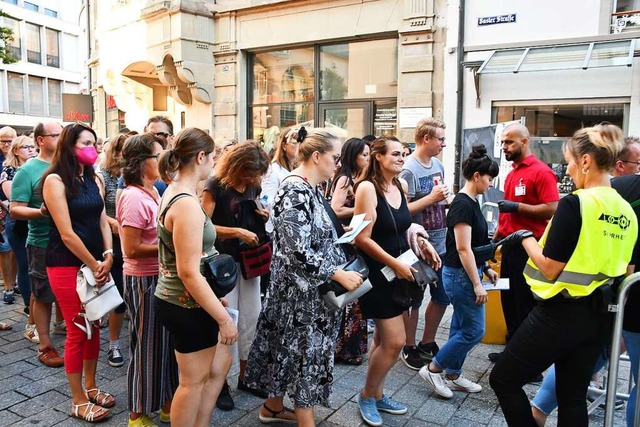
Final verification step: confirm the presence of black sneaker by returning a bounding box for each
[12,285,20,295]
[488,352,502,363]
[417,342,440,362]
[399,346,425,371]
[107,347,124,367]
[3,290,15,305]
[216,380,235,411]
[237,377,269,399]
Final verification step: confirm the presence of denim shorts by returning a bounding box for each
[0,229,11,253]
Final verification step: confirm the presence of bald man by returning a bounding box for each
[488,124,559,367]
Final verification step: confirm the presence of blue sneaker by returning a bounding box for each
[376,394,408,415]
[357,394,382,426]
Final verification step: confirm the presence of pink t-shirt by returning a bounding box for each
[116,185,159,276]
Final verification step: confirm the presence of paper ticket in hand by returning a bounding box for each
[335,213,371,244]
[381,249,419,282]
[482,278,510,291]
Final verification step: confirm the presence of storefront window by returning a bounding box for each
[253,48,314,104]
[249,39,398,142]
[320,39,397,100]
[494,102,626,192]
[494,103,624,137]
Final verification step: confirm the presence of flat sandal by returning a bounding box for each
[71,402,110,423]
[85,388,116,408]
[258,403,297,424]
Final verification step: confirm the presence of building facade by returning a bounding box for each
[0,0,85,134]
[442,0,640,185]
[89,0,446,142]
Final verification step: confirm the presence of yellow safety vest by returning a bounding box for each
[523,187,638,300]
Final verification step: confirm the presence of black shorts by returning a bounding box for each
[154,296,219,353]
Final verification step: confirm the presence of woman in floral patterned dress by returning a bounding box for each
[245,128,364,427]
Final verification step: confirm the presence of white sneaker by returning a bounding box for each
[419,366,453,399]
[24,323,39,343]
[445,375,482,393]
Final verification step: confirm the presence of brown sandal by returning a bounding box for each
[85,388,116,408]
[71,402,110,422]
[259,403,297,424]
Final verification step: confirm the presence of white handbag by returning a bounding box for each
[76,264,122,322]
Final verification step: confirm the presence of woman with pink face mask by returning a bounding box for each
[41,123,115,423]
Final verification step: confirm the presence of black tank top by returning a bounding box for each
[46,175,104,266]
[370,191,411,259]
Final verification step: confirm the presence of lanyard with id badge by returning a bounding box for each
[515,178,526,197]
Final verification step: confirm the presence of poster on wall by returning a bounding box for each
[461,120,521,192]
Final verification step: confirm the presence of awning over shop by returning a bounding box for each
[477,39,636,74]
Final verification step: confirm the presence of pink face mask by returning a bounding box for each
[76,146,98,166]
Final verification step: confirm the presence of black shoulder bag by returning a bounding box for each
[159,193,237,298]
[383,196,430,309]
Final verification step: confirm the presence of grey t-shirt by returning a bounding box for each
[399,155,447,254]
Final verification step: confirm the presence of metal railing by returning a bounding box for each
[605,272,640,426]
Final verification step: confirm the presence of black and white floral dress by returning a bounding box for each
[245,180,346,408]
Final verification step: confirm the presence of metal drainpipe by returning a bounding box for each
[453,0,465,193]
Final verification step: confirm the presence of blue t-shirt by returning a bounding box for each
[117,176,166,196]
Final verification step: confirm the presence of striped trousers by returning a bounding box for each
[124,274,179,413]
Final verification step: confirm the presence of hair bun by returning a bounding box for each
[469,144,487,159]
[297,126,307,143]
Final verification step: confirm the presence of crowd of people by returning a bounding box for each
[0,115,638,427]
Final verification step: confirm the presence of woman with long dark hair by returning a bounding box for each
[354,137,424,425]
[330,137,370,222]
[41,123,114,422]
[329,137,370,365]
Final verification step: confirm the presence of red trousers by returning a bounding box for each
[47,266,100,374]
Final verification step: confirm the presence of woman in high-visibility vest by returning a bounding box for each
[489,123,638,427]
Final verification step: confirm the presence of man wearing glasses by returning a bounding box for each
[145,116,174,149]
[398,117,452,371]
[0,126,18,306]
[11,121,65,368]
[612,136,640,177]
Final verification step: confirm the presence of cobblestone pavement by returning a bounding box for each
[0,292,630,426]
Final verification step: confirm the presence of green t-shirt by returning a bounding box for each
[11,158,50,248]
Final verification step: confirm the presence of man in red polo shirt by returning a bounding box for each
[488,123,559,364]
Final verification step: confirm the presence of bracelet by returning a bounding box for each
[102,249,114,257]
[482,264,491,273]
